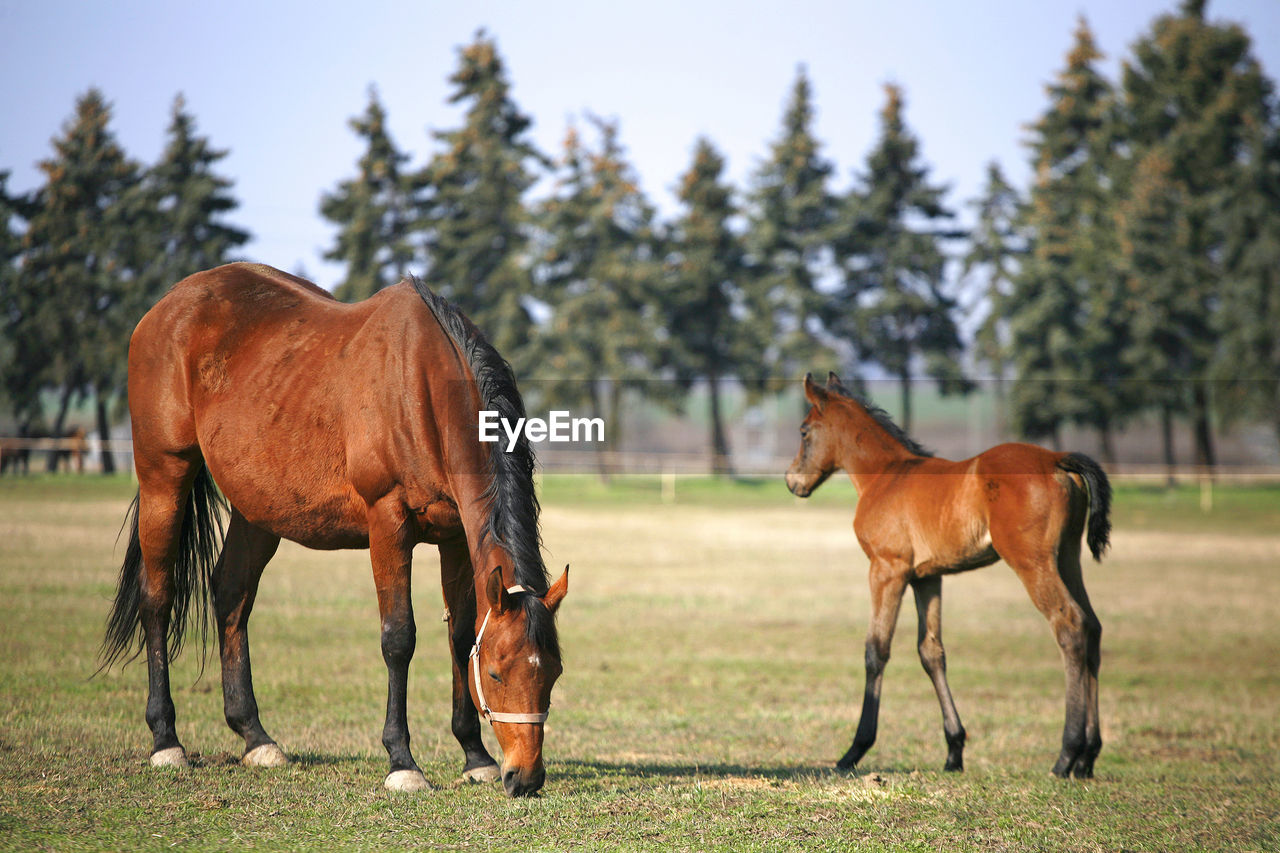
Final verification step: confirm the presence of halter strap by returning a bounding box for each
[469,584,550,725]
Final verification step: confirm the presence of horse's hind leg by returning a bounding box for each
[213,509,285,766]
[439,537,500,783]
[135,456,200,766]
[838,561,908,770]
[911,576,966,771]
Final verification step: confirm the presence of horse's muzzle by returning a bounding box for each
[503,764,545,797]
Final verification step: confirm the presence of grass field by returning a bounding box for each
[1,474,1278,851]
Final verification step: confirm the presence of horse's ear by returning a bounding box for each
[486,566,511,614]
[827,371,841,389]
[543,565,569,614]
[803,373,829,411]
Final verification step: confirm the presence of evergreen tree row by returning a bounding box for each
[3,2,1278,478]
[0,91,248,470]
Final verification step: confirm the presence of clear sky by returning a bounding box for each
[2,0,1278,290]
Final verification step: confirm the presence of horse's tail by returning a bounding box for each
[1057,452,1112,562]
[100,466,226,671]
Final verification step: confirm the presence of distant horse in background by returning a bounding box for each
[101,263,567,797]
[54,426,88,473]
[786,373,1110,778]
[0,425,87,474]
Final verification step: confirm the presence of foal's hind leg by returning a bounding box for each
[439,537,501,783]
[1008,554,1093,778]
[838,562,908,770]
[1055,537,1102,778]
[911,576,966,771]
[213,509,285,767]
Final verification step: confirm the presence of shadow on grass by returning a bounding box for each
[553,758,918,784]
[187,751,364,768]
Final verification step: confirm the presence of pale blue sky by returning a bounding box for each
[2,0,1278,289]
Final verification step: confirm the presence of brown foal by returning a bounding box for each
[786,373,1110,778]
[102,263,567,797]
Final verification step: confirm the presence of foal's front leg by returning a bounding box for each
[838,562,908,770]
[369,500,429,791]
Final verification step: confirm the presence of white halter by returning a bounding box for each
[469,585,550,725]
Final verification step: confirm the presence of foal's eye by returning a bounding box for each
[488,670,502,683]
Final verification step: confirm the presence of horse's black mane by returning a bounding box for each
[827,377,934,458]
[408,277,559,658]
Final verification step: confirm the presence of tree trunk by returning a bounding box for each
[1096,420,1116,467]
[708,371,734,478]
[47,385,74,473]
[96,388,116,475]
[899,371,912,436]
[1191,381,1216,478]
[1161,405,1177,489]
[591,381,611,485]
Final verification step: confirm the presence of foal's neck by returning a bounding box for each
[834,403,919,493]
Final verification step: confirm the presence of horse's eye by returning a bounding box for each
[800,425,810,437]
[488,670,502,683]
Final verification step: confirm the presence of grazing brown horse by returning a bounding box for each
[101,262,568,797]
[786,373,1110,778]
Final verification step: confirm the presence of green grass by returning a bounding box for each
[2,475,1278,850]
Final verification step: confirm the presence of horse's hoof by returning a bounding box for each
[150,747,189,768]
[462,764,502,784]
[384,769,431,792]
[242,743,288,767]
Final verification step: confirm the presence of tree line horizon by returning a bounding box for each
[2,0,1277,477]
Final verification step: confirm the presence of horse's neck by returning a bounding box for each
[835,404,915,491]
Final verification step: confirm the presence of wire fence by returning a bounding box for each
[4,436,1280,488]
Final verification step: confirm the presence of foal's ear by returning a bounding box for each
[486,566,512,614]
[543,565,569,614]
[803,373,829,411]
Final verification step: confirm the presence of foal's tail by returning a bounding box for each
[1057,452,1112,562]
[100,466,226,671]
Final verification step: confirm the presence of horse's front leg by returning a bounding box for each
[838,561,908,770]
[438,537,500,783]
[368,499,429,792]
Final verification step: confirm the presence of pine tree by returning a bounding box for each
[1008,18,1121,450]
[1117,150,1193,481]
[961,162,1023,433]
[1215,104,1280,449]
[147,94,250,289]
[832,84,967,434]
[321,89,419,301]
[0,171,37,423]
[419,32,543,369]
[20,90,142,470]
[744,67,837,380]
[666,137,755,475]
[1121,0,1271,468]
[532,117,663,480]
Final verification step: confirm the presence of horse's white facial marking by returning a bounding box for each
[527,653,542,668]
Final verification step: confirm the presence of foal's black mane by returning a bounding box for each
[408,277,559,658]
[827,377,935,458]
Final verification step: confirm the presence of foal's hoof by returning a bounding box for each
[149,746,189,768]
[242,743,288,767]
[462,764,502,784]
[384,769,431,792]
